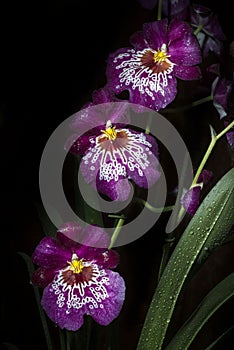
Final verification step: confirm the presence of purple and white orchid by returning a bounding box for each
[31,222,125,331]
[106,18,201,111]
[65,101,160,201]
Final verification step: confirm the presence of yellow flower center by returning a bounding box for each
[101,120,117,141]
[68,254,84,274]
[153,45,170,63]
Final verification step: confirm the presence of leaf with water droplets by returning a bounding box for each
[136,167,234,350]
[165,272,234,350]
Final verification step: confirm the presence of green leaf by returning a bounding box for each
[18,252,54,350]
[136,167,234,350]
[204,325,234,350]
[165,273,234,349]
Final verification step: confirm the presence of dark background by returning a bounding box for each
[1,1,234,349]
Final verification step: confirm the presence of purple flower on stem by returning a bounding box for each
[65,102,160,201]
[31,222,125,331]
[189,4,226,58]
[181,169,213,216]
[106,19,201,111]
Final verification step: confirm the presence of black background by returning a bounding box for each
[1,1,234,349]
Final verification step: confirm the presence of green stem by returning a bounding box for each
[177,121,234,224]
[108,217,125,249]
[163,95,212,114]
[192,121,234,185]
[157,0,163,20]
[145,114,153,134]
[191,95,213,107]
[194,23,203,36]
[140,199,174,213]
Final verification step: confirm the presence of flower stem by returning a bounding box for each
[191,95,213,107]
[108,217,125,249]
[157,0,163,20]
[139,199,174,213]
[163,95,213,114]
[192,121,234,185]
[177,120,234,223]
[194,23,203,36]
[145,114,153,134]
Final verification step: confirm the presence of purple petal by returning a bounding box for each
[65,133,93,155]
[130,30,148,50]
[174,65,202,80]
[91,86,124,104]
[224,121,234,150]
[70,102,131,134]
[181,184,202,216]
[142,19,168,50]
[162,0,189,19]
[96,176,132,201]
[169,20,201,65]
[128,73,178,111]
[204,37,224,58]
[58,222,110,250]
[95,249,120,269]
[57,222,83,248]
[32,237,71,269]
[31,267,57,288]
[126,135,160,188]
[86,270,125,326]
[212,77,233,119]
[41,269,125,331]
[41,282,85,331]
[197,169,213,185]
[190,4,226,40]
[226,130,234,150]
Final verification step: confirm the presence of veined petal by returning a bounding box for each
[169,34,201,66]
[130,30,148,50]
[86,270,125,326]
[41,265,125,331]
[96,176,132,201]
[65,133,93,155]
[31,267,57,288]
[32,237,71,269]
[58,222,110,251]
[41,281,85,331]
[70,102,131,135]
[143,19,168,50]
[174,65,201,80]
